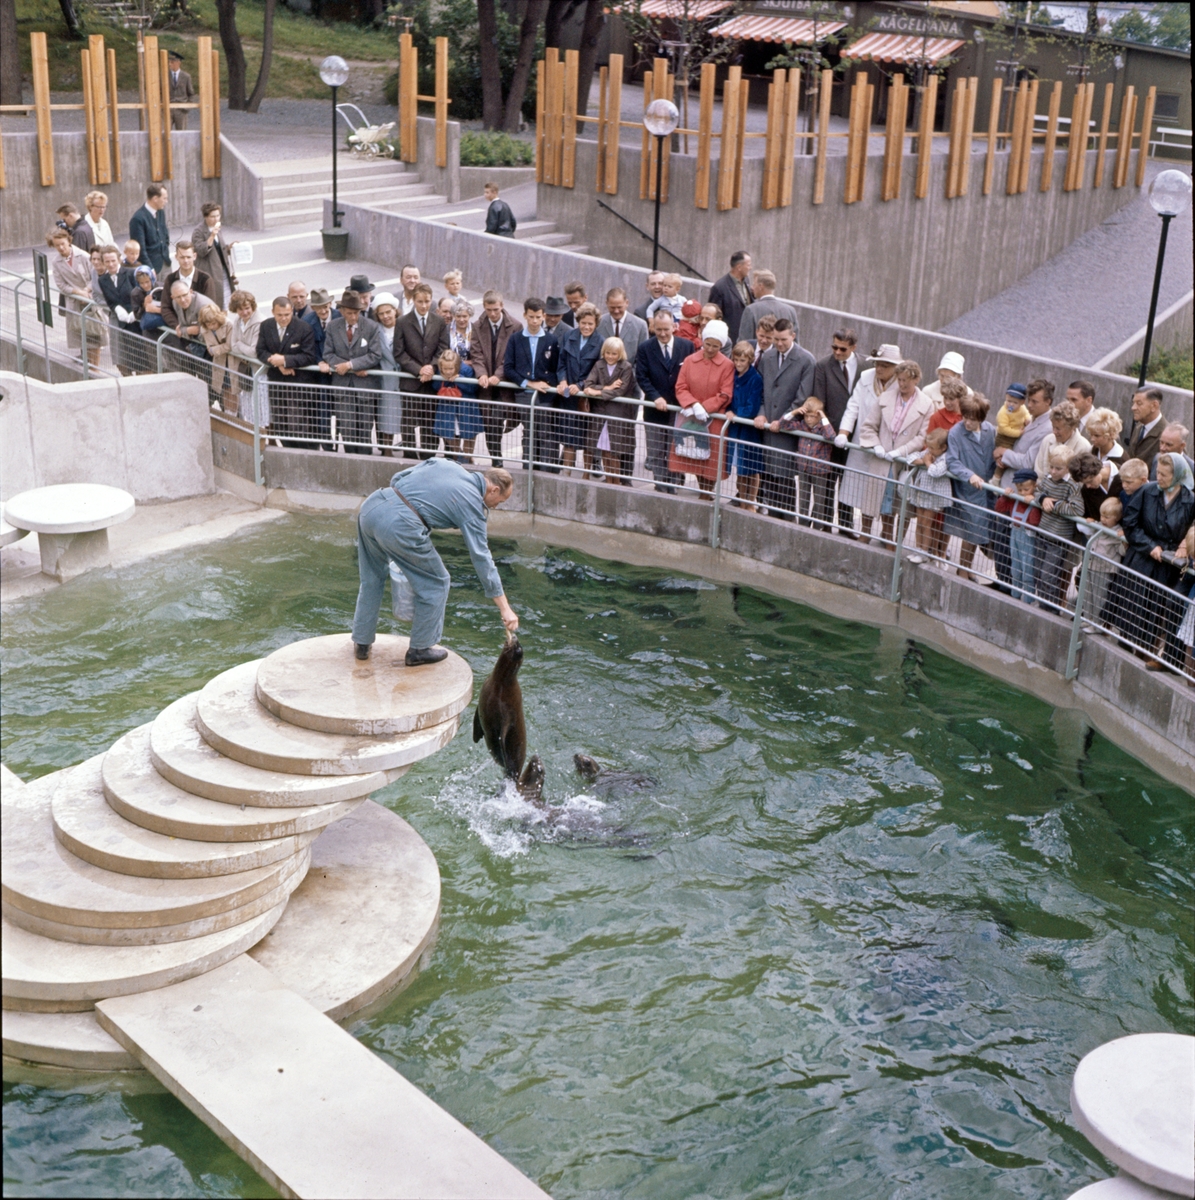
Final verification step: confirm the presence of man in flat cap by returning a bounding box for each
[167,50,195,130]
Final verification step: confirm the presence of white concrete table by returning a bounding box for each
[1070,1033,1195,1198]
[3,484,135,581]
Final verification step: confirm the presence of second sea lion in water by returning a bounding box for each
[473,637,542,797]
[573,754,657,793]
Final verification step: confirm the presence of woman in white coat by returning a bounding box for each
[836,344,901,539]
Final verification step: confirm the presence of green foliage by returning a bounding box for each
[617,0,743,80]
[1128,346,1195,391]
[1110,2,1190,51]
[458,129,534,166]
[1109,8,1155,44]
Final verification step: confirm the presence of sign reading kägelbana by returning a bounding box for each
[874,10,965,35]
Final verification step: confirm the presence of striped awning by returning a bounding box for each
[632,0,733,18]
[841,32,965,64]
[710,14,847,43]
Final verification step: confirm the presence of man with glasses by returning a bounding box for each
[809,328,861,534]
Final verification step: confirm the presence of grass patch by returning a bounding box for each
[459,130,535,167]
[1127,345,1194,390]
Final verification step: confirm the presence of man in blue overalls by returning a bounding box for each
[352,460,519,665]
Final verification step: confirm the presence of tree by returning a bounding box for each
[502,0,547,131]
[216,0,249,110]
[58,0,82,38]
[244,0,276,113]
[476,0,505,129]
[1108,7,1154,44]
[1152,2,1190,51]
[1,0,21,104]
[575,0,605,127]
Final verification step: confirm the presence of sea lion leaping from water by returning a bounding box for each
[473,636,543,799]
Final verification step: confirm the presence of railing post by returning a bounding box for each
[13,279,26,377]
[78,301,95,379]
[889,461,913,605]
[253,365,266,488]
[526,393,535,515]
[710,421,726,550]
[1065,535,1093,680]
[155,328,167,375]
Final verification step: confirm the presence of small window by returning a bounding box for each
[1154,92,1180,122]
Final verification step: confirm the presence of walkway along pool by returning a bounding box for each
[3,514,1192,1199]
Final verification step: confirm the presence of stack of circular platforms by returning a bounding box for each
[2,634,473,1072]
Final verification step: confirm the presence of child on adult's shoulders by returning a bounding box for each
[995,383,1030,450]
[645,273,687,323]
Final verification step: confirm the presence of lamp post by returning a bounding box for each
[643,98,679,272]
[1137,169,1192,387]
[319,55,350,261]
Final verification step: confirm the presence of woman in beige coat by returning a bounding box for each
[199,306,236,409]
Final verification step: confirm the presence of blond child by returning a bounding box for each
[645,273,686,323]
[1035,446,1083,610]
[995,383,1031,450]
[908,427,953,562]
[1082,494,1126,629]
[431,348,481,462]
[442,269,463,298]
[1116,457,1148,497]
[778,395,835,527]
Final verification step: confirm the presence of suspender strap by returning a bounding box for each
[392,486,431,530]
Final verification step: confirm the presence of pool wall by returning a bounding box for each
[211,438,1195,794]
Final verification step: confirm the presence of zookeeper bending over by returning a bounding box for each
[352,459,519,666]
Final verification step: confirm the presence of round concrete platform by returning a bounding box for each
[55,755,315,877]
[1068,1175,1180,1198]
[6,848,309,946]
[3,483,135,534]
[249,800,441,1023]
[196,660,460,776]
[150,694,398,808]
[3,772,308,935]
[1,900,289,1011]
[107,724,367,842]
[255,633,473,736]
[2,1009,142,1072]
[1071,1033,1195,1197]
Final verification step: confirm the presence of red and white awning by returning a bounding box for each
[631,0,733,18]
[840,32,965,64]
[710,14,847,43]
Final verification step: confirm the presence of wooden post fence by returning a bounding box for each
[1113,84,1136,188]
[1094,82,1114,188]
[716,65,742,211]
[604,53,623,196]
[160,46,174,180]
[694,61,715,209]
[1040,79,1063,192]
[983,77,1002,195]
[914,73,937,200]
[1135,85,1156,187]
[814,68,833,205]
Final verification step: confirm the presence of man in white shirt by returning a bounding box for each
[596,288,649,361]
[1125,387,1168,469]
[1065,379,1095,430]
[399,265,421,317]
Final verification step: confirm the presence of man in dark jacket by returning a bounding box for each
[303,288,336,450]
[754,319,815,520]
[484,182,517,237]
[706,251,753,342]
[471,290,523,468]
[635,311,693,493]
[97,246,139,375]
[503,298,560,471]
[257,295,318,447]
[808,327,862,535]
[159,241,220,331]
[129,184,171,273]
[318,291,381,454]
[396,282,451,458]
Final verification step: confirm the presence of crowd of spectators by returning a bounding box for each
[43,187,1195,682]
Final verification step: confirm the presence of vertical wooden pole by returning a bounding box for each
[398,33,415,163]
[958,77,977,195]
[144,34,163,182]
[604,54,622,195]
[108,47,122,183]
[717,65,741,210]
[915,72,936,200]
[31,32,55,187]
[552,56,566,186]
[639,61,655,199]
[198,35,217,178]
[212,47,221,177]
[663,69,676,203]
[595,65,607,193]
[657,58,672,201]
[983,77,1002,195]
[160,48,174,179]
[694,61,714,209]
[881,74,900,200]
[1006,79,1026,193]
[562,50,579,188]
[89,35,113,184]
[733,76,748,209]
[0,135,6,189]
[434,36,448,168]
[137,29,146,131]
[1063,80,1082,190]
[545,47,560,187]
[762,70,781,209]
[535,59,545,184]
[814,67,832,204]
[1040,79,1062,191]
[844,72,861,203]
[1135,85,1156,186]
[946,78,963,197]
[1017,78,1038,193]
[1113,85,1135,187]
[82,50,99,186]
[779,67,799,207]
[1093,81,1113,187]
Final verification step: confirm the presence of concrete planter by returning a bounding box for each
[459,165,537,198]
[321,229,350,261]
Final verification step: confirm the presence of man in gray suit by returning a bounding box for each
[753,319,815,520]
[738,269,799,344]
[596,287,649,362]
[318,290,381,455]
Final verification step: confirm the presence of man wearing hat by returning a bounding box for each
[543,296,569,333]
[304,288,336,449]
[348,274,376,319]
[835,343,902,536]
[319,290,381,454]
[167,50,195,130]
[921,351,972,410]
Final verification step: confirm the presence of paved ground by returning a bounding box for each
[940,160,1193,364]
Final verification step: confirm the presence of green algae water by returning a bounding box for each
[3,514,1192,1200]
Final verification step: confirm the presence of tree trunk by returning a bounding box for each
[58,0,82,38]
[575,0,604,125]
[477,0,505,130]
[502,0,547,132]
[0,0,22,103]
[544,0,577,53]
[245,0,275,113]
[216,0,248,110]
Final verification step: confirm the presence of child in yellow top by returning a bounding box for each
[996,383,1031,450]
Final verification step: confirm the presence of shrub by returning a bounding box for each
[1127,345,1194,391]
[459,131,535,167]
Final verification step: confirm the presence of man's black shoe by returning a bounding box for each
[354,642,371,660]
[405,645,449,667]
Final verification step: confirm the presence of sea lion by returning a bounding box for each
[473,637,542,796]
[573,754,657,793]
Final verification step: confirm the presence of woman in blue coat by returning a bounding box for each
[726,341,764,510]
[555,303,603,474]
[944,393,997,580]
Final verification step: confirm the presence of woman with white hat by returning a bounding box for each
[835,343,901,540]
[667,320,735,496]
[372,291,403,455]
[921,350,972,410]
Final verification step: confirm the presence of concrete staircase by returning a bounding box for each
[258,157,448,229]
[514,218,588,256]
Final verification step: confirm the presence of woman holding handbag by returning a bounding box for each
[667,320,734,497]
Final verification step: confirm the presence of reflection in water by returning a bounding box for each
[2,516,1191,1200]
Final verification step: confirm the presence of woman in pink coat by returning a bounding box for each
[668,320,734,494]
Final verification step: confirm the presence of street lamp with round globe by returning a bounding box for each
[1138,169,1192,385]
[644,100,679,271]
[320,56,351,250]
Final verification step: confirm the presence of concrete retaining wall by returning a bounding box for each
[2,370,214,502]
[459,165,537,199]
[219,135,265,232]
[0,132,220,252]
[415,115,461,206]
[1094,290,1195,378]
[210,432,1195,790]
[537,140,1141,331]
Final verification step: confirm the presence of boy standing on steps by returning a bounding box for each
[484,183,517,238]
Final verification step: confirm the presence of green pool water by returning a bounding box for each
[2,514,1191,1200]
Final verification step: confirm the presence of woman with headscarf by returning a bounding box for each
[1113,452,1195,670]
